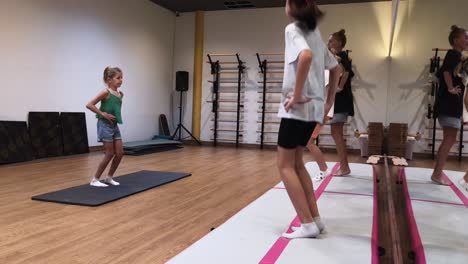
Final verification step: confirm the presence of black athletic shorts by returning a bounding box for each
[277,118,317,149]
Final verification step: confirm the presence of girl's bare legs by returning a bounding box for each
[107,139,123,177]
[295,147,320,218]
[90,142,114,187]
[431,127,458,185]
[331,122,350,176]
[307,139,328,172]
[278,146,314,223]
[278,146,320,239]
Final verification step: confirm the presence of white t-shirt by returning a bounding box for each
[278,23,338,123]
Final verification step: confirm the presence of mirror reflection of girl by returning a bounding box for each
[459,49,468,190]
[307,70,339,182]
[432,26,468,185]
[327,29,354,177]
[277,0,341,239]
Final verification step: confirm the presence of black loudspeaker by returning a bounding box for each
[176,71,189,92]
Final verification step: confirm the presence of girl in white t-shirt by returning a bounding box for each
[277,0,341,239]
[308,70,336,182]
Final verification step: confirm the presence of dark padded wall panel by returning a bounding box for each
[5,121,34,162]
[0,121,34,164]
[60,112,89,155]
[0,122,10,164]
[28,112,63,159]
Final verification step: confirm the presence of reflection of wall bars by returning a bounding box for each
[256,53,284,148]
[207,53,245,147]
[256,52,353,149]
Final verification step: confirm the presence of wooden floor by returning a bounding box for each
[0,146,467,264]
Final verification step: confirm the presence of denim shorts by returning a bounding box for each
[329,113,348,124]
[438,115,461,129]
[97,119,122,142]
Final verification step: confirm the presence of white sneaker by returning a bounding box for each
[292,221,325,233]
[104,177,120,186]
[90,179,108,187]
[313,170,330,182]
[459,179,468,191]
[282,223,320,239]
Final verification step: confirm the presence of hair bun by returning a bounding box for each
[451,25,459,31]
[339,29,346,34]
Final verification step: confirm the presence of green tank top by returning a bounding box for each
[97,90,123,124]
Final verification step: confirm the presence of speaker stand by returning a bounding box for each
[172,90,201,145]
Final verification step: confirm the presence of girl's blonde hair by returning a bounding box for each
[103,67,122,83]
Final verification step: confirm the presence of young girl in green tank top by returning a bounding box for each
[86,67,124,187]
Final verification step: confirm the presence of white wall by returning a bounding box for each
[175,2,395,148]
[4,0,466,151]
[0,0,176,146]
[202,8,290,144]
[172,12,196,138]
[174,0,468,153]
[386,0,468,153]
